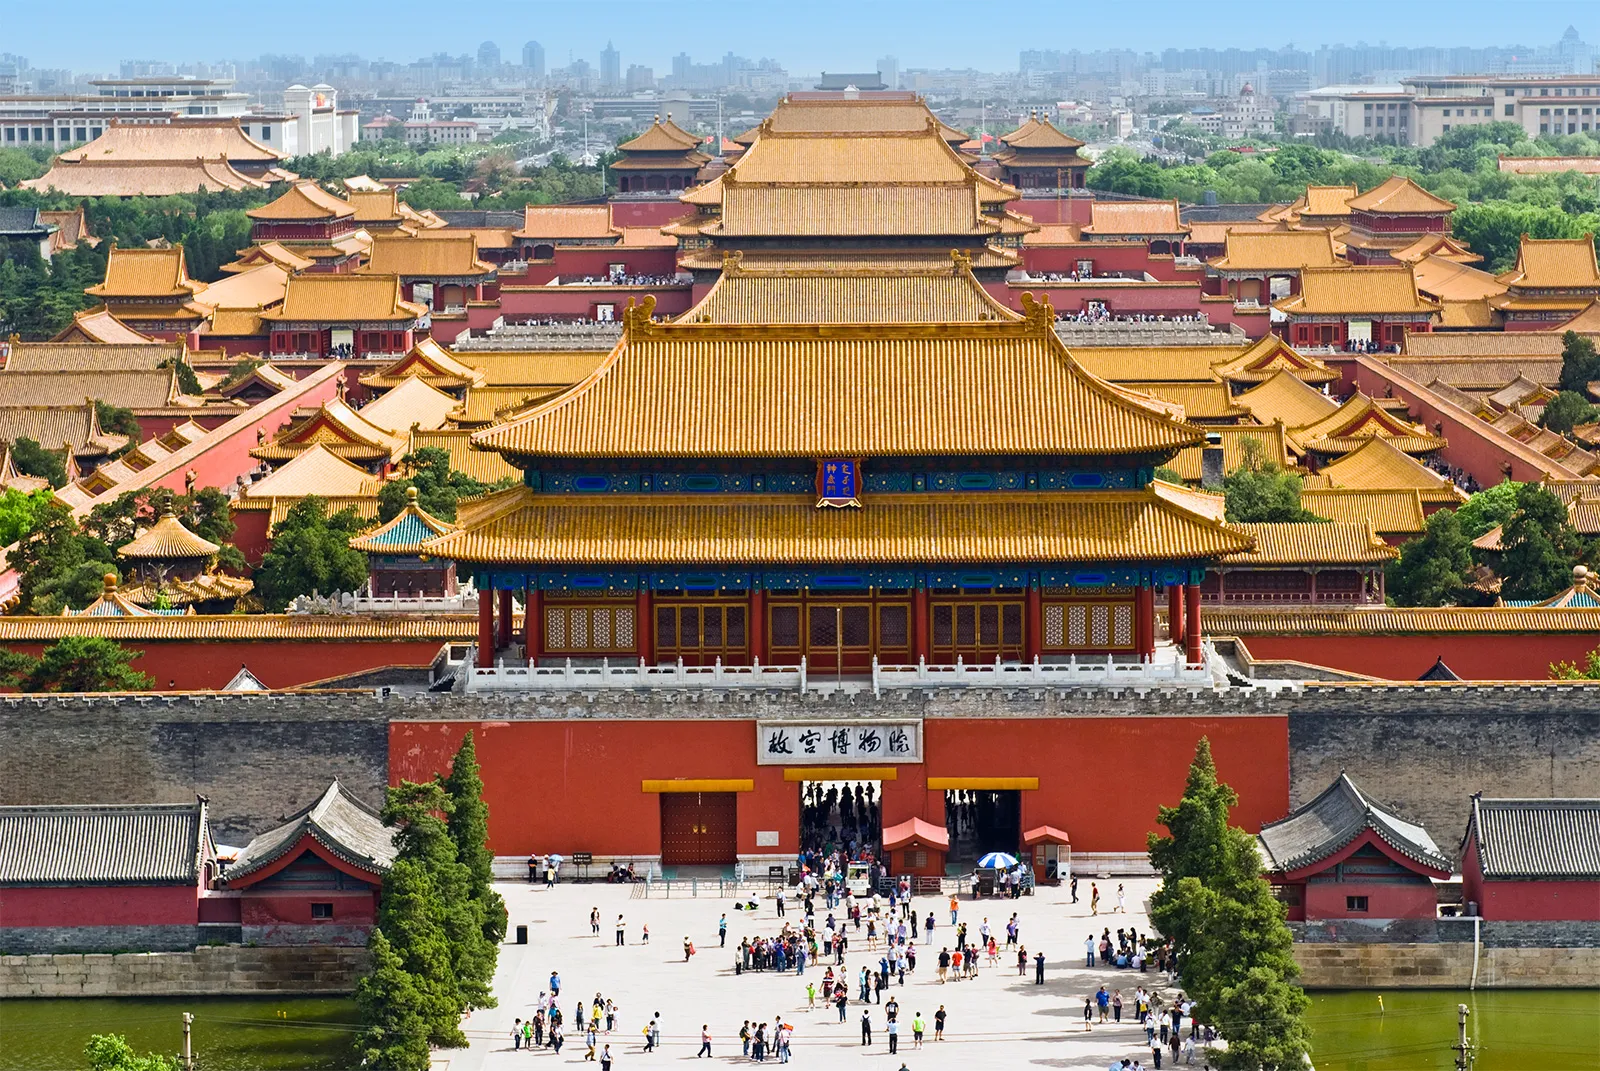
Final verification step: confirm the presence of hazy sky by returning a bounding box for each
[9,0,1597,74]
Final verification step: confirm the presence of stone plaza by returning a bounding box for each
[444,876,1197,1071]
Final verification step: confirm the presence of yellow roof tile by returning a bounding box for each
[221,242,316,274]
[358,338,485,390]
[262,274,427,323]
[54,118,282,163]
[1067,345,1241,384]
[246,181,355,221]
[1346,176,1456,215]
[0,369,180,409]
[472,300,1206,460]
[1203,604,1600,635]
[86,247,204,300]
[1413,256,1508,302]
[421,487,1255,566]
[1275,266,1441,317]
[1167,424,1295,482]
[678,256,1021,324]
[1222,521,1397,565]
[452,386,565,425]
[999,114,1086,150]
[358,376,459,434]
[194,263,289,311]
[1300,488,1427,534]
[1313,436,1466,502]
[116,510,219,559]
[1499,235,1600,289]
[25,159,269,197]
[1300,185,1358,217]
[50,308,156,345]
[457,350,609,388]
[346,188,402,222]
[1124,381,1248,421]
[736,96,966,144]
[1084,200,1186,237]
[1208,229,1341,272]
[1292,393,1446,455]
[1235,370,1340,428]
[1210,335,1338,385]
[515,205,616,240]
[359,235,494,278]
[3,340,186,373]
[407,428,521,484]
[1391,233,1482,265]
[243,443,382,498]
[617,117,707,153]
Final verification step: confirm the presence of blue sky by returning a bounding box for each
[8,0,1597,73]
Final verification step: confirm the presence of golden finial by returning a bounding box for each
[722,249,745,273]
[1019,292,1056,332]
[406,486,419,504]
[949,249,972,273]
[623,295,659,336]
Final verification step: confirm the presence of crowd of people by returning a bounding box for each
[1425,456,1484,494]
[507,977,624,1068]
[799,781,882,857]
[1056,308,1213,326]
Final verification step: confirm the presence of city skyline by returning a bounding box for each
[5,0,1598,75]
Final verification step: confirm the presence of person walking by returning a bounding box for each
[600,1044,613,1071]
[616,915,626,946]
[513,1019,523,1050]
[860,1008,873,1047]
[937,946,949,982]
[1090,882,1100,916]
[740,1021,751,1056]
[1116,883,1128,914]
[719,914,727,947]
[697,1025,711,1058]
[1113,989,1124,1023]
[934,1005,946,1041]
[912,1012,925,1048]
[591,908,600,935]
[1070,874,1079,903]
[887,1017,899,1054]
[1096,985,1110,1022]
[1035,951,1046,985]
[836,990,848,1023]
[805,982,816,1009]
[949,895,959,926]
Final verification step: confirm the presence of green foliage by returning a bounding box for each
[439,732,508,945]
[220,357,266,387]
[1387,508,1475,607]
[1147,739,1310,1070]
[1551,646,1600,679]
[160,356,203,396]
[10,437,67,488]
[253,495,371,610]
[1499,482,1587,601]
[378,447,509,523]
[94,401,142,445]
[283,145,602,211]
[1154,465,1184,484]
[0,147,49,186]
[84,1033,177,1071]
[1539,390,1598,435]
[0,242,105,340]
[1557,331,1600,395]
[355,929,434,1071]
[11,636,153,693]
[1221,438,1322,523]
[0,487,53,545]
[11,497,116,613]
[1454,480,1522,539]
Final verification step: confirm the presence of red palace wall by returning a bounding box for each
[2,638,450,691]
[1462,837,1600,921]
[503,247,679,287]
[497,285,693,320]
[1236,632,1598,681]
[608,200,695,228]
[1303,877,1438,921]
[388,716,1289,858]
[0,883,197,927]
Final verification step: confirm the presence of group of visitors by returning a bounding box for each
[1087,924,1172,974]
[799,782,882,857]
[509,983,621,1068]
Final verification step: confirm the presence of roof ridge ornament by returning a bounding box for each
[1018,291,1056,333]
[623,294,658,336]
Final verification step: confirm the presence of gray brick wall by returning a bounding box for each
[0,925,199,955]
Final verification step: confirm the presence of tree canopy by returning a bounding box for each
[84,1034,177,1071]
[1221,439,1323,523]
[253,495,371,610]
[377,447,512,524]
[4,636,153,693]
[1498,482,1588,601]
[1386,507,1475,607]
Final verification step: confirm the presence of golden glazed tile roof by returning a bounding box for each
[1346,176,1456,215]
[736,97,968,144]
[1300,488,1427,534]
[1210,335,1339,385]
[515,205,616,241]
[1274,266,1441,317]
[215,363,296,398]
[243,443,383,498]
[618,117,707,153]
[252,399,404,462]
[1497,235,1600,290]
[358,338,485,390]
[471,300,1207,460]
[1235,370,1340,429]
[246,181,355,221]
[116,510,220,560]
[459,350,609,388]
[408,428,521,483]
[1312,436,1467,503]
[1167,424,1295,482]
[678,256,1022,324]
[262,274,427,323]
[421,487,1255,566]
[1124,381,1248,421]
[0,612,475,644]
[1292,393,1447,455]
[86,247,204,301]
[55,118,284,163]
[221,242,316,274]
[997,114,1086,151]
[50,309,156,345]
[1392,233,1482,265]
[1083,200,1187,237]
[0,368,181,409]
[346,189,402,223]
[1208,229,1342,272]
[452,386,565,426]
[24,159,270,197]
[1223,521,1398,565]
[358,375,460,434]
[359,235,494,278]
[1555,300,1600,333]
[1184,221,1288,247]
[713,180,998,238]
[2,340,186,373]
[1300,185,1358,218]
[1067,345,1243,384]
[1412,256,1508,305]
[194,263,289,311]
[1200,604,1600,635]
[675,247,1019,274]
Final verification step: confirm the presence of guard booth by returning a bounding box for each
[882,817,949,879]
[1023,825,1071,886]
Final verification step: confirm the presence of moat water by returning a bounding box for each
[0,989,1595,1070]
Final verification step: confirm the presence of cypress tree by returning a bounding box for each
[440,731,508,945]
[355,929,433,1071]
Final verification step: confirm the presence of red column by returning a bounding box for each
[476,586,494,668]
[525,588,542,665]
[1167,584,1185,642]
[1185,583,1203,666]
[1025,585,1042,662]
[636,588,654,665]
[912,588,930,663]
[1135,586,1155,663]
[496,588,513,649]
[747,589,765,665]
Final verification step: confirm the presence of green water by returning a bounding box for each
[0,996,358,1071]
[1307,989,1600,1071]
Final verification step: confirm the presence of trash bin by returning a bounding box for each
[516,924,528,944]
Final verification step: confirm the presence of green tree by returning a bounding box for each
[1551,645,1600,679]
[1499,482,1586,601]
[10,436,67,488]
[354,928,434,1071]
[377,448,509,523]
[13,636,152,692]
[1453,480,1522,539]
[439,731,508,945]
[11,498,118,614]
[1557,331,1600,395]
[0,486,54,544]
[1541,390,1599,435]
[84,1033,177,1071]
[160,356,203,396]
[1387,508,1475,606]
[94,401,143,449]
[1221,439,1322,523]
[1147,739,1310,1071]
[253,496,371,610]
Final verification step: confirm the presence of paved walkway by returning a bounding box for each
[440,877,1201,1071]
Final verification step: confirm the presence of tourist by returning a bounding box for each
[697,1024,711,1058]
[1097,985,1110,1021]
[937,946,950,982]
[1086,933,1096,967]
[552,1024,564,1055]
[861,1008,873,1046]
[887,1016,899,1054]
[912,1011,925,1048]
[1113,989,1124,1023]
[805,982,815,1009]
[926,909,936,939]
[1083,996,1094,1029]
[949,894,959,926]
[528,853,538,882]
[513,1018,523,1050]
[934,1005,947,1041]
[1035,950,1047,984]
[836,989,848,1022]
[1090,882,1100,915]
[1116,883,1128,914]
[601,1044,613,1071]
[1006,913,1019,947]
[1070,874,1079,903]
[550,971,561,997]
[719,913,727,947]
[586,1025,598,1061]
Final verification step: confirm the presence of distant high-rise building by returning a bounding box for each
[626,64,656,92]
[523,40,546,79]
[600,41,621,88]
[878,55,899,90]
[478,41,501,71]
